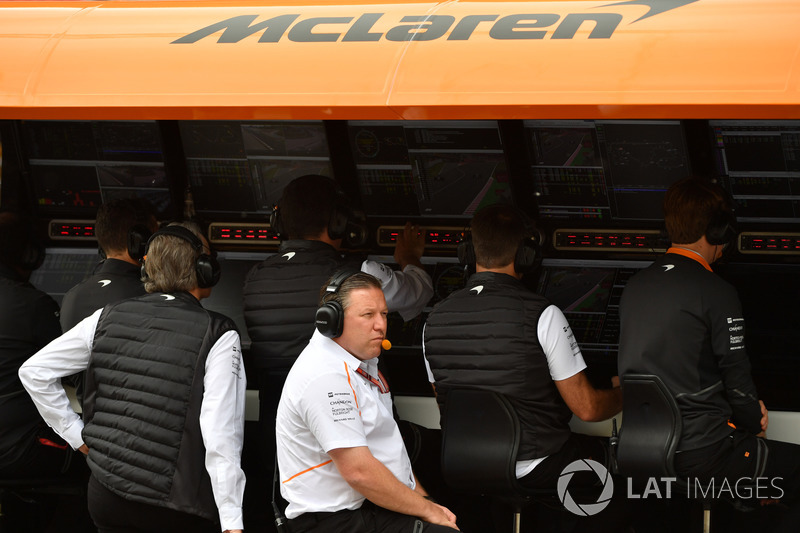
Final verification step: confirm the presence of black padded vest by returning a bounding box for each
[82,291,236,521]
[242,240,359,370]
[424,272,573,460]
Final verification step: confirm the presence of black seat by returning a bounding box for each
[440,388,552,533]
[616,373,712,533]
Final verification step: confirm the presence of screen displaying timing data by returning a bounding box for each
[29,248,102,307]
[525,120,691,223]
[22,121,172,217]
[710,120,800,223]
[348,121,512,218]
[536,258,651,379]
[180,121,333,219]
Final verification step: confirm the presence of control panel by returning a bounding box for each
[208,222,280,247]
[49,219,96,241]
[739,232,800,254]
[377,226,465,249]
[553,229,666,252]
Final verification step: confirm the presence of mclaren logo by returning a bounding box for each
[282,252,296,260]
[98,279,111,287]
[470,285,484,295]
[662,264,675,272]
[173,0,698,44]
[162,294,176,301]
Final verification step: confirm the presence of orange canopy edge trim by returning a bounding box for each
[1,0,799,120]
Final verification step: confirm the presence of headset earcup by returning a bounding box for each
[457,239,475,268]
[128,224,152,262]
[328,205,349,241]
[514,239,540,275]
[196,253,221,288]
[315,300,344,338]
[706,210,738,246]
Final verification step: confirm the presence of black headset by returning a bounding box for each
[705,209,739,246]
[315,269,360,339]
[141,225,221,288]
[127,224,153,263]
[457,208,541,275]
[270,186,352,241]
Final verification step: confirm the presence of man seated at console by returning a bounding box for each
[618,177,800,531]
[276,271,458,532]
[423,204,624,530]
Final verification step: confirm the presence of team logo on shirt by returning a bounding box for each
[98,279,112,287]
[662,265,675,272]
[161,294,176,301]
[282,252,296,260]
[470,285,484,295]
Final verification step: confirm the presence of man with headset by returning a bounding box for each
[20,222,246,533]
[242,174,433,528]
[423,204,624,529]
[275,270,458,532]
[618,177,800,530]
[60,197,159,331]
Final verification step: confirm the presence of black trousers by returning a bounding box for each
[288,500,459,533]
[87,475,218,533]
[675,431,800,533]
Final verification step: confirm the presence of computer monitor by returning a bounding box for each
[180,121,333,219]
[536,258,653,384]
[348,121,512,219]
[22,121,173,217]
[525,120,691,223]
[710,120,800,223]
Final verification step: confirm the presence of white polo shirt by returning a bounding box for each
[276,330,415,519]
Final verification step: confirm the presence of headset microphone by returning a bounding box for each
[381,339,392,351]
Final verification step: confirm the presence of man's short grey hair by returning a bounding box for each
[142,221,205,294]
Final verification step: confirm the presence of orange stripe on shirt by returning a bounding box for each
[282,460,333,484]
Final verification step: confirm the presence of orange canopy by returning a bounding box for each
[1,0,799,120]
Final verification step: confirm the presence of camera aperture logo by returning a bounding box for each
[558,459,614,516]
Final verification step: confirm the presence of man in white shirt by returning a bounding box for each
[20,222,246,533]
[423,204,624,531]
[276,271,458,533]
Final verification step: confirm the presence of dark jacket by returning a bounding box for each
[0,264,62,471]
[618,252,762,451]
[424,272,574,460]
[82,291,236,521]
[60,258,146,331]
